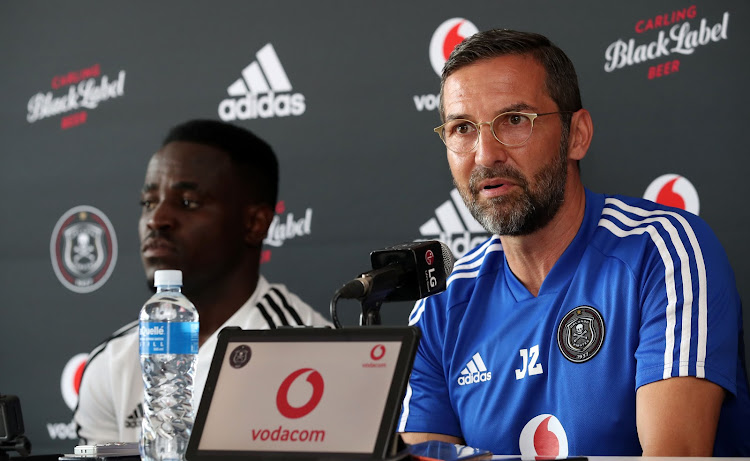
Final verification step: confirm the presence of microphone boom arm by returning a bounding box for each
[331,264,404,327]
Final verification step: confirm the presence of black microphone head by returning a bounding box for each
[436,241,456,275]
[370,240,455,302]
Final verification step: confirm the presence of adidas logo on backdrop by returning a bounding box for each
[457,353,492,386]
[420,188,490,258]
[218,43,306,121]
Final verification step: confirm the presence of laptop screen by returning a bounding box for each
[187,326,420,461]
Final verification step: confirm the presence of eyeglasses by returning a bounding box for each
[433,111,572,154]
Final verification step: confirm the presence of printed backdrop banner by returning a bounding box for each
[1,0,748,455]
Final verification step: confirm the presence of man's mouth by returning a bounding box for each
[142,238,177,257]
[475,178,516,197]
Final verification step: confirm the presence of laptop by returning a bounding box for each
[186,326,421,461]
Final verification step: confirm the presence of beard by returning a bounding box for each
[456,133,569,236]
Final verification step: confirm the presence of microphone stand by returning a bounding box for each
[331,266,400,328]
[359,297,383,326]
[330,285,386,327]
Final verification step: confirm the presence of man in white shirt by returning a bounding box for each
[74,119,331,443]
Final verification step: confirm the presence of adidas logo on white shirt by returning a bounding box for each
[420,188,490,258]
[457,352,492,386]
[124,403,143,429]
[218,43,306,121]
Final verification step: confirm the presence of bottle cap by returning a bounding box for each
[154,270,182,287]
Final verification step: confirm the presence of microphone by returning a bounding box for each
[337,240,456,303]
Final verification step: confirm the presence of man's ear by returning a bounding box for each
[567,108,593,161]
[244,204,274,247]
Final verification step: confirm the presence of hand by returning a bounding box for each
[401,432,464,446]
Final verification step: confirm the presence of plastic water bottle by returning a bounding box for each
[139,270,199,461]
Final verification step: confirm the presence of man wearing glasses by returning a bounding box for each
[398,29,749,456]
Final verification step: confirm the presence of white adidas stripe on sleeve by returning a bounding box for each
[601,198,707,378]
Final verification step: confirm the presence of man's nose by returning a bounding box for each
[147,201,175,230]
[474,124,508,167]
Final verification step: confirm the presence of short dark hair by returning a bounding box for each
[162,119,278,206]
[440,29,582,132]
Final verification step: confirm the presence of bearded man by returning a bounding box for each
[397,29,750,457]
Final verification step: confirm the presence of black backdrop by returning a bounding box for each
[1,0,749,455]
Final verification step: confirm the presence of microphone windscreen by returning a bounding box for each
[437,241,456,275]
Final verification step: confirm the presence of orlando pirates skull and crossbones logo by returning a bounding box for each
[557,306,605,363]
[572,322,589,346]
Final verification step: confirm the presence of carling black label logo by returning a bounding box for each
[603,5,730,80]
[27,63,126,129]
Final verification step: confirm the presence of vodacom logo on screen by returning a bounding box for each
[370,345,386,361]
[277,368,325,419]
[251,368,327,443]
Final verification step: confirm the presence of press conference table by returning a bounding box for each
[22,455,750,461]
[21,454,750,460]
[490,458,750,461]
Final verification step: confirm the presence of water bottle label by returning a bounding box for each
[139,322,199,354]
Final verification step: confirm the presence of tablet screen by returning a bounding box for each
[187,327,420,461]
[198,340,402,453]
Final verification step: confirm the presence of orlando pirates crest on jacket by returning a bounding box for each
[399,189,750,456]
[74,276,331,444]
